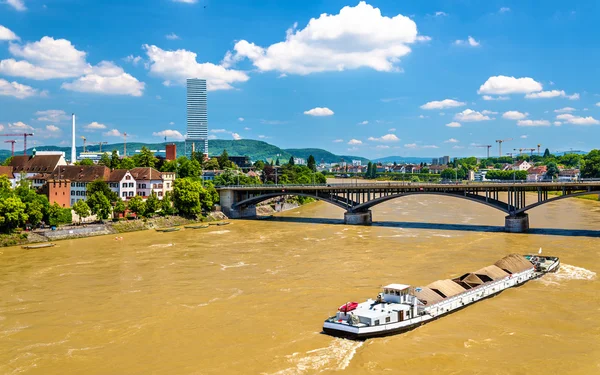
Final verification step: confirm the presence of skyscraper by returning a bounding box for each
[186,78,208,156]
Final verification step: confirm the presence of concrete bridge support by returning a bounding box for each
[505,213,529,233]
[344,210,372,225]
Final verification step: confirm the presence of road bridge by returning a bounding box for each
[217,182,600,233]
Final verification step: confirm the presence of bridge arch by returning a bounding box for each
[232,192,353,211]
[515,190,600,215]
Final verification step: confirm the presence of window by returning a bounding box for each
[374,320,379,326]
[129,183,134,188]
[71,190,75,196]
[166,183,170,188]
[122,183,127,188]
[122,192,127,197]
[158,192,163,197]
[128,191,133,197]
[385,317,391,323]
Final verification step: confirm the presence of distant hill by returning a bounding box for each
[0,139,369,164]
[372,156,434,164]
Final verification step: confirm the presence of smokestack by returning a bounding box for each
[71,113,76,163]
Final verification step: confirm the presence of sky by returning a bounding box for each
[1,0,599,159]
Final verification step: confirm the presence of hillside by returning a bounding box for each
[372,156,434,164]
[0,139,369,164]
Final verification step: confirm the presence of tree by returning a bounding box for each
[253,160,265,171]
[218,149,234,169]
[172,178,203,217]
[110,150,121,169]
[47,202,66,226]
[133,146,157,168]
[410,175,420,183]
[128,195,146,217]
[543,148,551,158]
[581,150,600,178]
[79,158,94,166]
[178,158,201,178]
[421,167,429,174]
[0,196,28,232]
[113,199,126,218]
[0,175,11,192]
[288,156,295,166]
[2,156,13,166]
[559,153,582,168]
[365,162,373,179]
[160,191,175,216]
[307,155,316,172]
[88,179,118,202]
[315,172,326,184]
[120,157,136,170]
[98,152,111,167]
[205,157,220,170]
[145,192,160,217]
[26,199,45,227]
[72,199,91,224]
[275,158,280,166]
[546,162,559,179]
[87,192,112,221]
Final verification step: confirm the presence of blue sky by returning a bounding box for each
[1,0,599,158]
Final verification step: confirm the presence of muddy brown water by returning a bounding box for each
[1,194,598,374]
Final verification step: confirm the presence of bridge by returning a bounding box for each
[217,182,600,233]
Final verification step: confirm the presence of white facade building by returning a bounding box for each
[186,78,208,156]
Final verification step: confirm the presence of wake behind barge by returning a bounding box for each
[323,253,559,340]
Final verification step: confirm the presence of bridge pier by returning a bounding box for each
[344,210,372,225]
[505,213,529,233]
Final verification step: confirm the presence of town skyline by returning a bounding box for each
[1,0,599,158]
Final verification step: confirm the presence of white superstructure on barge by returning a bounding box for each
[323,253,560,340]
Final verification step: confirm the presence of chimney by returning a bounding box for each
[71,113,76,164]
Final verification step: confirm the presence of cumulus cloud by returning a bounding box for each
[435,11,447,17]
[556,114,600,125]
[420,99,465,110]
[454,109,492,122]
[228,2,423,75]
[9,121,33,130]
[482,95,509,101]
[596,102,600,107]
[444,138,459,143]
[143,44,249,91]
[104,129,122,137]
[0,25,19,41]
[0,78,39,99]
[210,129,228,133]
[358,120,368,125]
[481,110,498,115]
[243,127,251,131]
[454,36,480,47]
[84,122,107,130]
[36,109,70,122]
[348,139,362,145]
[446,121,461,128]
[61,62,144,96]
[304,107,334,116]
[478,75,543,95]
[554,121,562,126]
[368,134,399,142]
[165,33,180,40]
[525,90,579,100]
[517,119,551,127]
[6,0,26,11]
[152,129,184,140]
[46,124,60,132]
[231,133,242,140]
[554,107,576,113]
[124,55,143,66]
[502,110,528,120]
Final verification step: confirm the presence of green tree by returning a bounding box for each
[559,153,582,168]
[0,196,28,232]
[205,157,220,170]
[205,181,220,204]
[172,178,203,217]
[410,175,420,183]
[120,157,136,170]
[253,160,265,171]
[365,162,373,179]
[160,191,175,216]
[88,179,118,202]
[47,202,64,226]
[79,158,94,166]
[218,149,233,169]
[581,150,600,178]
[110,150,121,169]
[133,146,157,168]
[178,158,201,179]
[87,192,112,221]
[161,159,179,174]
[275,158,280,166]
[0,175,11,192]
[288,156,295,166]
[113,199,126,218]
[421,167,429,174]
[145,192,160,217]
[127,195,146,217]
[72,199,91,224]
[543,148,551,158]
[546,162,559,179]
[98,152,111,167]
[307,155,316,172]
[26,199,45,226]
[314,172,326,184]
[2,156,13,166]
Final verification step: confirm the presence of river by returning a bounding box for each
[1,194,598,374]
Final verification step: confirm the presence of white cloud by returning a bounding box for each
[347,147,359,152]
[165,33,180,40]
[525,90,580,100]
[152,129,184,140]
[418,115,428,119]
[36,109,69,122]
[446,121,461,128]
[368,134,399,142]
[9,121,33,130]
[143,44,249,91]
[61,63,144,96]
[454,36,480,47]
[238,117,244,122]
[348,139,362,145]
[229,2,422,75]
[482,95,509,101]
[169,121,175,125]
[172,0,197,3]
[444,138,459,143]
[208,135,217,140]
[375,145,390,149]
[520,135,528,139]
[556,114,600,125]
[304,107,334,116]
[481,110,498,115]
[258,135,270,139]
[422,145,439,149]
[260,119,287,125]
[0,78,38,99]
[435,11,447,17]
[404,143,417,149]
[478,75,543,95]
[358,120,368,125]
[333,139,344,143]
[104,129,122,137]
[232,132,242,140]
[554,107,576,113]
[499,7,511,13]
[502,110,528,120]
[454,109,492,122]
[420,99,465,110]
[46,124,60,132]
[85,122,106,130]
[596,102,600,107]
[244,127,251,131]
[517,119,551,127]
[124,55,143,66]
[554,121,562,126]
[0,25,19,41]
[6,0,26,11]
[452,145,464,149]
[210,129,228,133]
[388,128,396,132]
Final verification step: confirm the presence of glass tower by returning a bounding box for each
[186,78,208,156]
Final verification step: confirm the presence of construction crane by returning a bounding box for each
[123,132,127,157]
[81,136,87,153]
[526,148,536,156]
[514,148,527,155]
[537,144,541,156]
[4,140,16,157]
[495,138,512,157]
[0,133,33,155]
[475,144,492,158]
[506,152,514,157]
[95,141,108,152]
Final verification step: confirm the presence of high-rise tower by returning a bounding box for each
[186,78,208,156]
